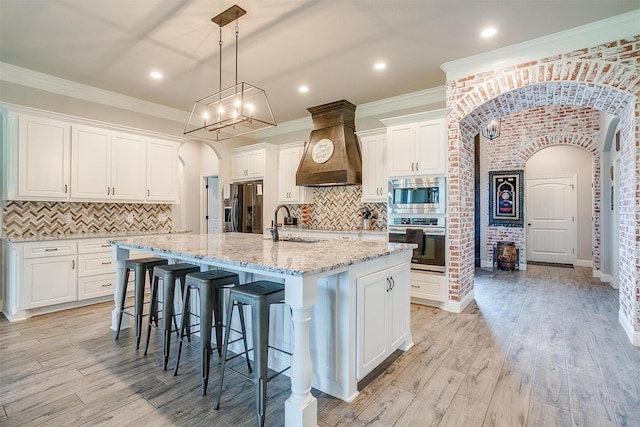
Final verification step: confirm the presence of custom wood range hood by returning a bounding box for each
[295,100,362,186]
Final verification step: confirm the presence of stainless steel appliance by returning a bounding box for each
[388,215,445,273]
[223,181,263,234]
[388,177,445,215]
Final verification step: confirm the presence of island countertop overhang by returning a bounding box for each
[109,233,416,277]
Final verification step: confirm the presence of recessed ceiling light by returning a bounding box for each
[298,85,309,93]
[150,71,163,79]
[374,62,387,70]
[480,27,498,38]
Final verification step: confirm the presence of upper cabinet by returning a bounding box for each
[14,114,71,200]
[71,126,147,201]
[2,106,180,203]
[231,149,265,181]
[382,108,449,178]
[278,143,313,204]
[146,138,178,202]
[357,129,387,202]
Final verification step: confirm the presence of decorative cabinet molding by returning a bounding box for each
[356,262,410,379]
[278,143,313,204]
[2,104,180,203]
[356,128,387,202]
[382,108,450,178]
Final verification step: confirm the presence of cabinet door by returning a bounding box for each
[415,119,446,175]
[360,132,387,202]
[71,125,110,199]
[356,269,388,379]
[146,138,178,202]
[231,154,249,180]
[278,148,296,202]
[18,115,71,199]
[111,132,146,200]
[23,255,77,309]
[246,150,265,179]
[388,266,410,349]
[387,125,415,177]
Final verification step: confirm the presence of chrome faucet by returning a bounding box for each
[270,205,291,241]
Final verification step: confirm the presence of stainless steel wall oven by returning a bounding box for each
[388,215,445,273]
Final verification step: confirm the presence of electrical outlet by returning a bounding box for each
[63,214,72,224]
[127,213,134,223]
[158,213,167,222]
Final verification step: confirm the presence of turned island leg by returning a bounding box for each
[284,276,318,427]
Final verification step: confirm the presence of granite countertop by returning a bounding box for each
[2,229,191,243]
[110,233,413,277]
[281,225,387,235]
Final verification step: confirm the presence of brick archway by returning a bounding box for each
[445,50,639,339]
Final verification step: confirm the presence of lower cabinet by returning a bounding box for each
[23,254,77,309]
[356,262,409,379]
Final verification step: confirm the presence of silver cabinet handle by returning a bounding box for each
[411,284,420,288]
[101,244,111,247]
[45,248,58,252]
[101,261,112,265]
[107,187,110,195]
[147,189,150,197]
[411,162,415,171]
[416,162,419,171]
[102,283,112,288]
[72,260,75,269]
[112,187,115,195]
[64,184,68,193]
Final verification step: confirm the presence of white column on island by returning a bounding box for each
[111,246,130,331]
[284,275,319,427]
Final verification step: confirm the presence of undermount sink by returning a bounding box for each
[279,237,321,244]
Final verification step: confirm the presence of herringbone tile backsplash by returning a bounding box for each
[2,201,172,239]
[286,186,386,231]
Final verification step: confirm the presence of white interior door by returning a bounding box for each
[526,176,576,264]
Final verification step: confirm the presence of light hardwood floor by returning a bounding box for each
[2,265,640,426]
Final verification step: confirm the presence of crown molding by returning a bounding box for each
[254,85,446,139]
[441,10,640,81]
[0,62,189,123]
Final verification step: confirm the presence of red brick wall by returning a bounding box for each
[485,106,601,266]
[444,36,639,330]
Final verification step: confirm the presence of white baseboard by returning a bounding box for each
[619,310,640,346]
[575,259,593,268]
[594,271,618,289]
[412,289,475,314]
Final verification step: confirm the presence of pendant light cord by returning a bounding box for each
[235,13,239,85]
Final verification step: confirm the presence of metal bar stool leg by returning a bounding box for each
[252,298,270,427]
[214,295,237,410]
[133,264,147,349]
[143,273,160,355]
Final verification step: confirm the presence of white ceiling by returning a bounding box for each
[1,1,638,123]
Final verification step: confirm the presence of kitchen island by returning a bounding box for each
[110,233,414,427]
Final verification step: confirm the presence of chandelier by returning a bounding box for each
[481,118,501,140]
[184,5,276,141]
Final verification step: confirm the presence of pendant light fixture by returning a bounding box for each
[184,4,276,141]
[481,118,501,140]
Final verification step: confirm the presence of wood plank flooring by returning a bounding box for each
[2,265,640,426]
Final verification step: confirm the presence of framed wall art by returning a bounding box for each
[489,170,524,227]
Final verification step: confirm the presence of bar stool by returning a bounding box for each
[115,257,168,349]
[173,270,251,396]
[214,281,290,427]
[143,263,201,370]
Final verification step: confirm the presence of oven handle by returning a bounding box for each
[388,226,445,236]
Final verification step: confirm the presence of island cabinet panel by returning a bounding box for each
[15,114,71,200]
[356,262,410,379]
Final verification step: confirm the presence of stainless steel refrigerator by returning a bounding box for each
[223,181,263,234]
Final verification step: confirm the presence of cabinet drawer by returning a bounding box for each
[78,239,113,254]
[24,241,77,258]
[78,253,115,277]
[78,274,116,300]
[409,271,445,301]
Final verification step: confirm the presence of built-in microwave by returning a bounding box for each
[388,177,445,214]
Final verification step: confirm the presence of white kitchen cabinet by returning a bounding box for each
[278,143,313,204]
[231,149,265,181]
[356,262,410,379]
[382,109,449,177]
[15,114,71,200]
[22,241,78,309]
[409,271,446,302]
[357,129,387,202]
[72,125,147,201]
[77,239,116,300]
[146,138,178,202]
